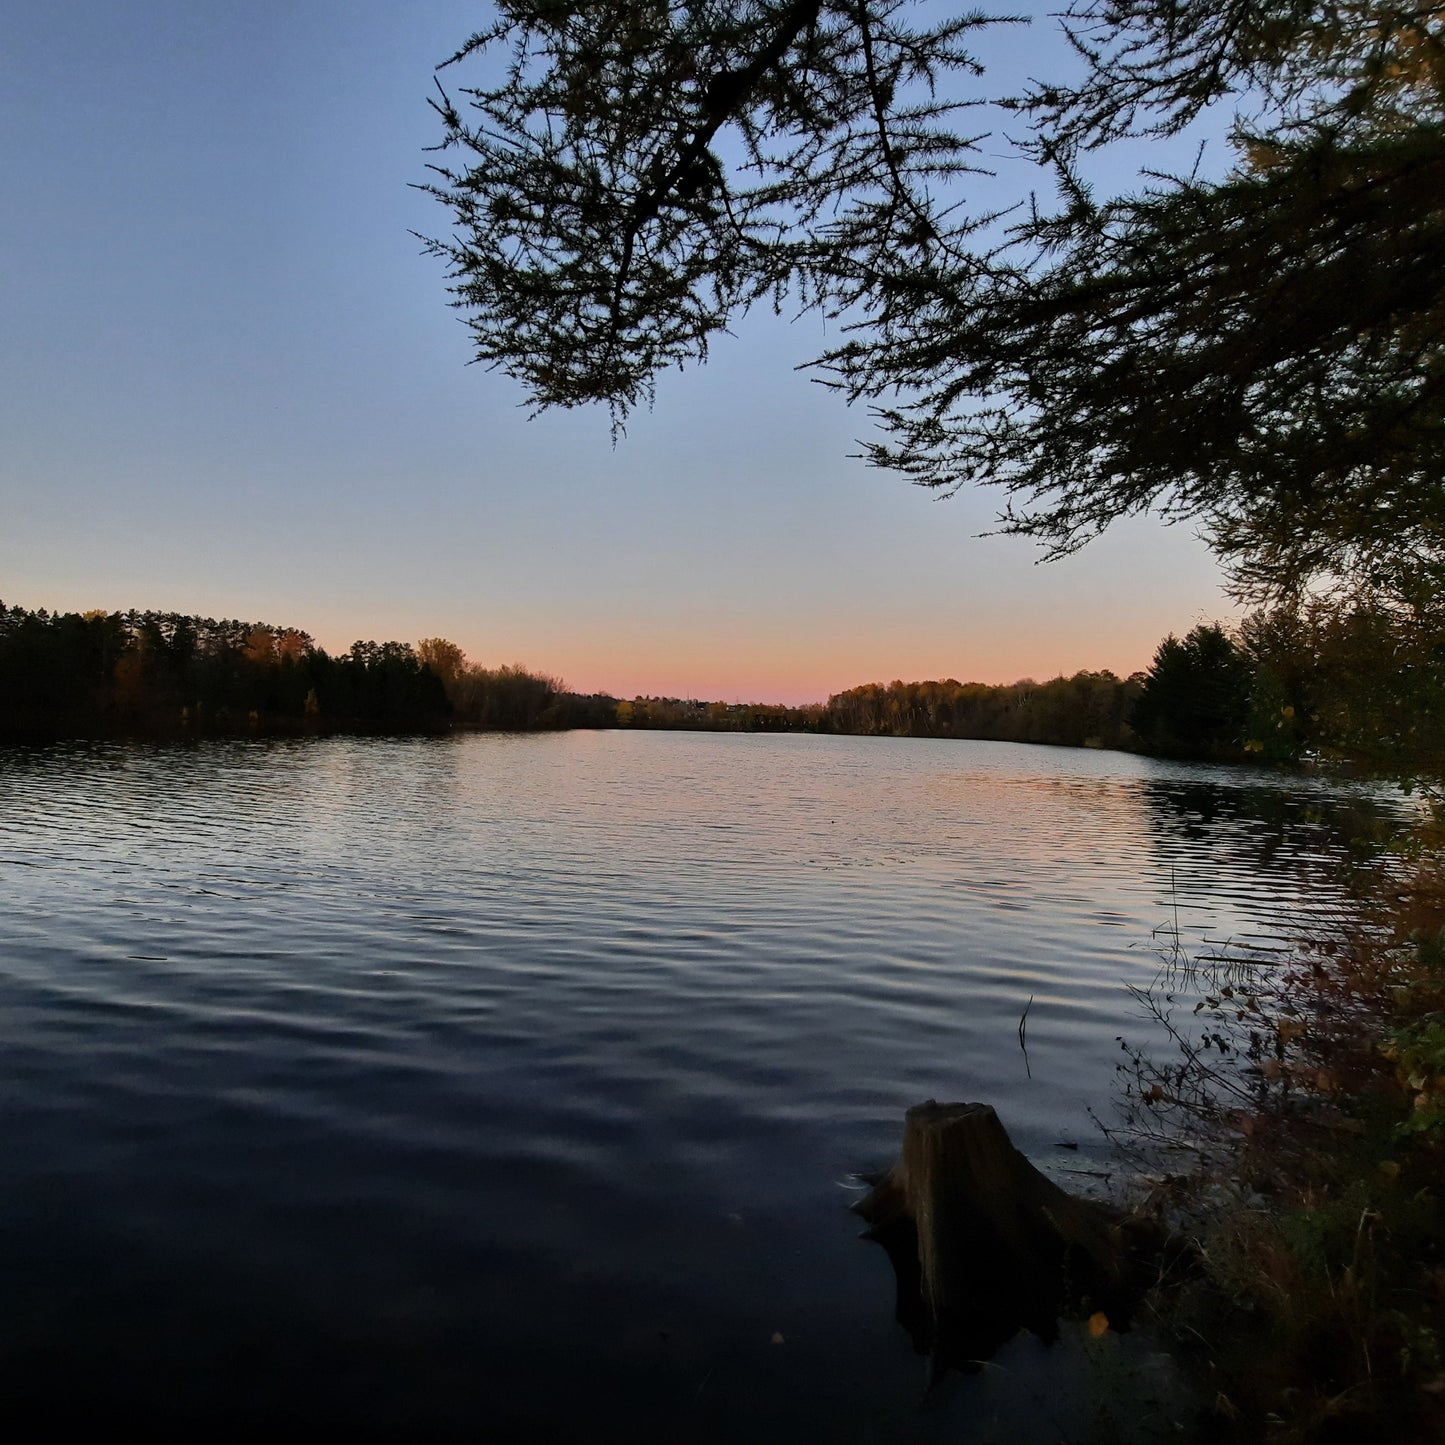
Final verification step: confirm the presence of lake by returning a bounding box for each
[0,731,1396,1438]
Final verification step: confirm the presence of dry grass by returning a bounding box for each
[1111,817,1445,1442]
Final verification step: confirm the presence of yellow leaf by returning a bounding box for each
[1088,1312,1109,1338]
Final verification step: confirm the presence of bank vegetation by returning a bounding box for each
[4,590,1442,784]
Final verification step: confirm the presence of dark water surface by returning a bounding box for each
[0,733,1397,1438]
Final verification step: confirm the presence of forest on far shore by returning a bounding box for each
[1,597,1440,774]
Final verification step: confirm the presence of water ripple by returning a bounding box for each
[0,732,1403,1437]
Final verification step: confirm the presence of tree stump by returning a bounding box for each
[856,1101,1164,1369]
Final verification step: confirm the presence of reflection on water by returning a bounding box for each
[0,733,1401,1438]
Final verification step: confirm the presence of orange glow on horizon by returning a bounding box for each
[299,623,1177,708]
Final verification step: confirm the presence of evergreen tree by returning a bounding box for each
[1131,623,1254,758]
[423,1,1445,596]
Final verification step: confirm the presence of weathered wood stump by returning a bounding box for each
[856,1101,1168,1371]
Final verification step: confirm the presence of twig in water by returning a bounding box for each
[1018,994,1034,1079]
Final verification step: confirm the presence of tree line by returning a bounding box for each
[1147,595,1445,774]
[823,672,1140,751]
[4,597,1440,773]
[0,605,449,738]
[608,593,1445,775]
[815,593,1444,774]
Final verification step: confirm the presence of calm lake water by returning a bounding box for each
[0,732,1398,1438]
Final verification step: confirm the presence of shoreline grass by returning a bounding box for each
[1108,805,1445,1442]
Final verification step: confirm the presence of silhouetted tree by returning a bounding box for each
[424,1,1445,597]
[824,670,1142,749]
[0,604,449,738]
[1131,623,1253,759]
[448,661,566,729]
[1240,580,1445,772]
[418,637,467,688]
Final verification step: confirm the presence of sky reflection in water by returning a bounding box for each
[0,733,1400,1439]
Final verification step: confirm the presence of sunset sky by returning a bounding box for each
[2,2,1239,704]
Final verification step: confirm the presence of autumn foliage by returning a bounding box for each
[0,604,449,737]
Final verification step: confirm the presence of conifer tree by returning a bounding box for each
[423,1,1445,597]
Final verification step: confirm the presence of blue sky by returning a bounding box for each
[2,2,1238,702]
